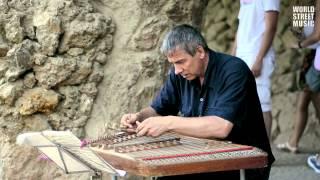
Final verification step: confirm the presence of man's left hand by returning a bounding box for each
[135,116,172,137]
[251,59,263,77]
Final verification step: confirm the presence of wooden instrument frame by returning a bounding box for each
[91,135,268,177]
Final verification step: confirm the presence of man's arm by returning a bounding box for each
[231,33,237,56]
[251,11,278,77]
[135,115,233,139]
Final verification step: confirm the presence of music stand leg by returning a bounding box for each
[111,175,118,180]
[240,169,245,180]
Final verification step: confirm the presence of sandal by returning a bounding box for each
[276,142,298,153]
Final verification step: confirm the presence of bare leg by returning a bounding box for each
[311,92,320,121]
[310,93,320,160]
[288,90,311,148]
[263,111,272,140]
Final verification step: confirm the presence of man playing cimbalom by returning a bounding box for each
[121,24,274,180]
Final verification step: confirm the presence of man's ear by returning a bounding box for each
[197,46,206,59]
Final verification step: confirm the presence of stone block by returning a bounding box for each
[18,87,60,115]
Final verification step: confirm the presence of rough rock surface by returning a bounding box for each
[0,0,115,179]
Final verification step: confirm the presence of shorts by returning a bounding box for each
[306,63,320,92]
[236,52,275,112]
[256,84,271,112]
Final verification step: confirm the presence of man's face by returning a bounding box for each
[167,47,205,80]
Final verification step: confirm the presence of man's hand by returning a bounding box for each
[289,40,300,49]
[251,58,263,77]
[135,116,172,137]
[120,113,141,132]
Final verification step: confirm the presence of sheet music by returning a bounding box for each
[16,130,126,176]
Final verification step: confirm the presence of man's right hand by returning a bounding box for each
[120,113,140,132]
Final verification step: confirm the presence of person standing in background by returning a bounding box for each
[232,0,280,140]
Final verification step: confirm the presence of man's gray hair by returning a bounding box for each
[160,24,209,56]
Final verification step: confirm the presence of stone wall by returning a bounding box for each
[0,0,116,179]
[0,0,115,138]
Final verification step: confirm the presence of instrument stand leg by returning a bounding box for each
[240,169,245,180]
[90,172,102,180]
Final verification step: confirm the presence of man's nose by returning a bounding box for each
[174,66,183,75]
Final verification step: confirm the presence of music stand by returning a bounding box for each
[16,130,126,179]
